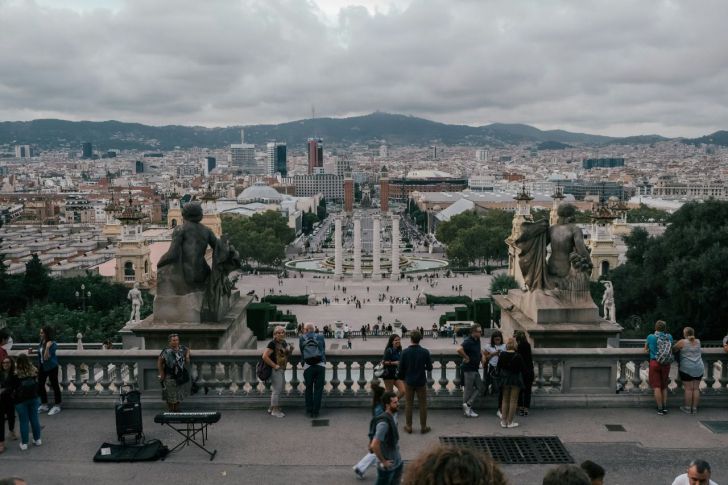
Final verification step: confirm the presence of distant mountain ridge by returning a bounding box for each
[0,112,712,152]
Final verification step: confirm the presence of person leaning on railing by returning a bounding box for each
[263,326,293,418]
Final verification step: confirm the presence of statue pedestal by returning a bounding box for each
[123,293,256,350]
[493,290,622,348]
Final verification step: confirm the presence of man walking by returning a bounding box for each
[672,459,717,485]
[299,322,326,418]
[370,391,402,485]
[644,319,673,415]
[457,325,484,418]
[398,330,433,434]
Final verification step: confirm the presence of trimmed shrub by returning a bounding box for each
[425,294,472,304]
[261,294,309,305]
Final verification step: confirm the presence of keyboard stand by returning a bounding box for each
[160,421,217,461]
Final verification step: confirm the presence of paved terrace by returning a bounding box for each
[2,344,728,484]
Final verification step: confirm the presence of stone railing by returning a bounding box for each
[19,348,728,410]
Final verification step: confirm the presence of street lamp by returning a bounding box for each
[75,283,91,311]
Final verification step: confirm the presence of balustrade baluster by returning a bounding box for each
[113,362,124,391]
[60,363,71,393]
[209,361,221,394]
[703,358,716,392]
[630,360,643,391]
[194,362,207,392]
[99,362,112,395]
[452,360,461,390]
[356,360,367,394]
[330,361,341,395]
[221,362,233,395]
[74,362,85,395]
[233,362,245,396]
[617,361,627,392]
[343,360,354,394]
[426,366,435,393]
[549,360,561,390]
[718,360,728,391]
[535,362,545,390]
[438,359,449,395]
[86,362,97,395]
[289,362,301,396]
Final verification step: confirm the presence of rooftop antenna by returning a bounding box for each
[311,105,316,138]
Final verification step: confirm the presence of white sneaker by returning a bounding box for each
[48,406,61,416]
[271,410,285,418]
[500,421,507,428]
[507,422,520,428]
[496,410,502,419]
[462,403,470,416]
[467,408,479,418]
[19,443,28,451]
[33,439,42,446]
[38,404,49,413]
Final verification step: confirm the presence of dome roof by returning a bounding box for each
[237,182,284,203]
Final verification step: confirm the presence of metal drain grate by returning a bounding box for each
[311,419,330,427]
[605,424,626,432]
[701,421,728,434]
[440,436,573,464]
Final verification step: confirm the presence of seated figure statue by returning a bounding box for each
[154,202,240,323]
[515,203,592,300]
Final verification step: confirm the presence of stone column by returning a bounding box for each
[371,215,382,280]
[390,214,400,280]
[334,216,343,279]
[352,215,363,280]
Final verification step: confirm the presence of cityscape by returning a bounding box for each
[1,1,728,485]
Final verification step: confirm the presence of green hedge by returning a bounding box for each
[472,298,492,326]
[261,294,309,305]
[247,303,276,340]
[425,294,473,304]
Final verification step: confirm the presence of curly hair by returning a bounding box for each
[402,445,508,485]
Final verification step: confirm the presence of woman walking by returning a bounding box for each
[382,335,405,397]
[9,354,42,450]
[353,382,386,479]
[157,333,191,412]
[497,338,525,428]
[673,327,704,414]
[29,326,61,416]
[263,326,293,418]
[515,331,534,417]
[0,356,18,453]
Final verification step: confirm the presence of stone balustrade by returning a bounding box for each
[19,348,728,410]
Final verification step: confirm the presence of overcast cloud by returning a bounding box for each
[1,0,727,137]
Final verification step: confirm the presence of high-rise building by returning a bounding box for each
[379,143,389,158]
[204,156,217,176]
[307,138,324,174]
[230,129,257,173]
[293,174,343,201]
[14,145,33,158]
[582,158,625,169]
[343,176,354,213]
[429,145,439,160]
[266,142,287,176]
[475,149,488,162]
[134,160,144,174]
[82,142,93,159]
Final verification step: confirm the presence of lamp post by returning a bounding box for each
[75,283,91,312]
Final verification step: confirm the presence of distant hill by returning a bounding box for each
[684,130,728,147]
[0,112,702,151]
[536,141,572,150]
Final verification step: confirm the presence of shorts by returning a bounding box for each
[678,371,703,382]
[648,360,671,389]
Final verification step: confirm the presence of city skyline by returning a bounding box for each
[1,0,727,137]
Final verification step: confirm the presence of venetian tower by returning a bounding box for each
[167,190,182,229]
[200,184,222,238]
[114,194,151,287]
[102,190,122,239]
[588,197,619,280]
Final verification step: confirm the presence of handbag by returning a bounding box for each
[256,359,272,381]
[174,367,190,385]
[373,362,385,378]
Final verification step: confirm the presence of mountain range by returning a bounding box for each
[0,112,721,151]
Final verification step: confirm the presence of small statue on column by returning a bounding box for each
[127,282,143,323]
[601,281,616,322]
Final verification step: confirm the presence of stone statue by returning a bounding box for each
[602,281,616,322]
[154,202,241,323]
[127,282,142,323]
[515,203,592,299]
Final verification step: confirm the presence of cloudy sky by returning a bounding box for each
[1,0,727,137]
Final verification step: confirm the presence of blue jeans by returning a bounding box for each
[375,462,403,485]
[15,397,41,444]
[303,365,325,414]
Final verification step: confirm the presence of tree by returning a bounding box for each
[23,254,51,303]
[317,197,327,221]
[302,211,319,235]
[490,273,518,295]
[627,203,670,223]
[222,211,294,268]
[436,210,512,267]
[609,200,728,339]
